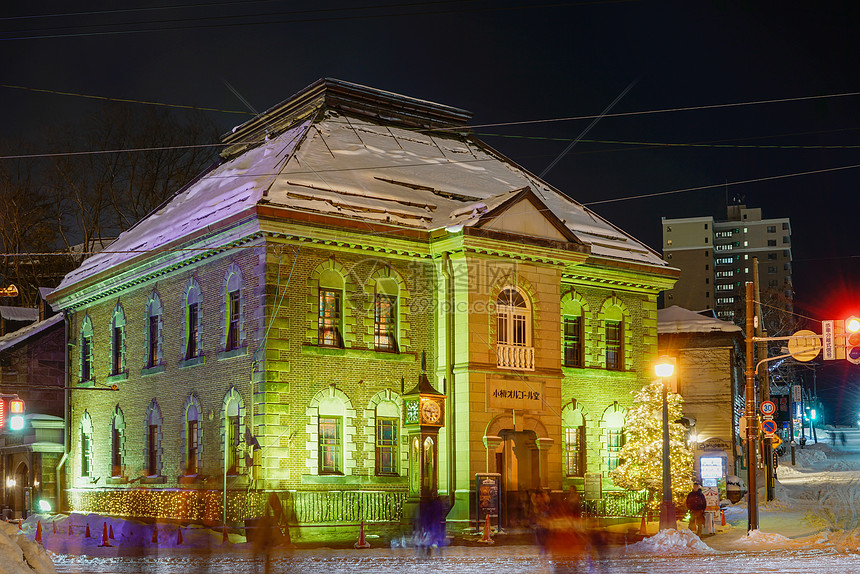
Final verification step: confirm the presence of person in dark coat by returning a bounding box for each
[685,482,707,536]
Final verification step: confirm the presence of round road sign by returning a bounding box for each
[760,401,776,416]
[788,329,821,362]
[761,419,777,435]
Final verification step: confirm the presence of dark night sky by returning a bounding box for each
[2,1,859,420]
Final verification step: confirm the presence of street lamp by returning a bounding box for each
[655,355,677,531]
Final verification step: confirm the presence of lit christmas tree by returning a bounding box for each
[610,379,694,509]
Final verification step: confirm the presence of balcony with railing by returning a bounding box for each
[497,344,535,371]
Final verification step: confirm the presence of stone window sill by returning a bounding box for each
[141,365,165,377]
[140,476,166,484]
[107,372,128,383]
[179,356,205,369]
[217,346,248,361]
[301,344,415,363]
[106,476,128,485]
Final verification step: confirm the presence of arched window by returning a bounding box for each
[111,406,125,477]
[80,315,94,382]
[561,293,586,368]
[110,303,126,376]
[562,402,586,477]
[80,411,93,478]
[222,387,245,475]
[145,291,163,369]
[182,278,203,360]
[374,278,398,352]
[145,400,163,477]
[496,287,534,370]
[318,269,344,347]
[318,395,344,474]
[182,394,203,475]
[375,400,399,475]
[604,306,624,371]
[223,264,244,352]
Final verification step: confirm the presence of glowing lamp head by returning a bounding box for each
[654,356,675,378]
[37,499,51,513]
[847,317,860,333]
[9,399,23,414]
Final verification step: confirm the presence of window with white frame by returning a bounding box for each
[80,315,94,382]
[224,265,243,351]
[318,270,344,348]
[375,400,400,476]
[496,287,530,347]
[81,412,93,477]
[374,278,398,352]
[111,407,125,477]
[110,304,126,375]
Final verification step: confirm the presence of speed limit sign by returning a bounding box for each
[760,401,776,416]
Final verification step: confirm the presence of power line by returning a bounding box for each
[0,0,293,21]
[583,163,860,206]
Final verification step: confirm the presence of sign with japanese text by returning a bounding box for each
[822,320,836,360]
[487,379,544,411]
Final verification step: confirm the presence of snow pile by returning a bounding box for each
[792,445,830,466]
[0,521,56,573]
[625,529,714,554]
[734,529,794,547]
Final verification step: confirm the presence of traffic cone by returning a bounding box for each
[109,524,115,540]
[68,522,73,536]
[478,514,494,545]
[639,509,648,535]
[17,521,22,531]
[176,527,183,545]
[221,524,229,545]
[152,525,158,544]
[98,522,112,547]
[720,508,726,526]
[35,521,42,545]
[85,523,91,538]
[52,521,57,535]
[353,520,371,549]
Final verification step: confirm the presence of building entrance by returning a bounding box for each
[494,429,539,527]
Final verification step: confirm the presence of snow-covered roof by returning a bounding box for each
[0,306,38,322]
[54,79,669,296]
[657,305,742,334]
[0,313,63,352]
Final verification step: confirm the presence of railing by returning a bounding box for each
[496,344,535,370]
[291,490,408,524]
[583,490,647,518]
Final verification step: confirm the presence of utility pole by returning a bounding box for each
[744,281,759,531]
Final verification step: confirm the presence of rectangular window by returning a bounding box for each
[716,257,733,265]
[782,222,789,230]
[318,290,342,347]
[111,428,122,477]
[497,313,508,345]
[767,225,776,233]
[767,253,778,260]
[768,266,777,274]
[148,316,158,368]
[81,431,91,477]
[227,415,240,473]
[768,240,777,247]
[81,336,92,381]
[148,425,158,476]
[375,417,398,476]
[226,290,240,350]
[605,320,622,371]
[374,294,397,352]
[783,236,790,244]
[112,326,123,375]
[563,316,583,368]
[607,429,623,471]
[716,271,734,278]
[187,303,199,359]
[187,420,198,474]
[319,417,342,474]
[565,426,584,477]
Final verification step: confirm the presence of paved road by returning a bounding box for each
[50,544,860,574]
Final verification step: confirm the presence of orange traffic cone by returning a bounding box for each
[35,521,42,545]
[221,524,229,545]
[52,521,57,535]
[85,523,91,538]
[639,509,648,535]
[720,508,726,526]
[152,525,158,544]
[98,522,112,547]
[68,522,73,536]
[109,524,115,540]
[478,514,494,544]
[176,527,183,545]
[354,520,371,549]
[17,520,22,531]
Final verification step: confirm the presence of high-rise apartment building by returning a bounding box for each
[661,205,792,322]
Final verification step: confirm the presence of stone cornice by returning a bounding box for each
[563,262,678,293]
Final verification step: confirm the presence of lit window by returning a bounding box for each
[319,417,342,474]
[375,417,398,476]
[226,415,240,474]
[497,287,530,347]
[187,419,199,474]
[226,290,240,351]
[565,425,585,477]
[606,429,624,471]
[374,294,397,352]
[318,290,343,347]
[224,265,244,352]
[111,425,123,477]
[81,430,92,477]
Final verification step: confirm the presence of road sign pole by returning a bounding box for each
[744,282,758,532]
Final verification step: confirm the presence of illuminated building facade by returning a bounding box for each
[48,79,677,525]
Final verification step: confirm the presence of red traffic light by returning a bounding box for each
[847,316,860,365]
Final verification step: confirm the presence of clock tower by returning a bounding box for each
[402,355,445,506]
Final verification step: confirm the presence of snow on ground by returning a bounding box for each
[624,528,713,554]
[0,521,56,573]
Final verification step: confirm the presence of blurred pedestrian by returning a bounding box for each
[565,486,582,518]
[685,482,707,536]
[841,432,847,447]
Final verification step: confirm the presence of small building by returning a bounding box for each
[657,305,744,483]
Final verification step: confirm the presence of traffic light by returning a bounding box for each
[8,399,24,431]
[846,316,860,365]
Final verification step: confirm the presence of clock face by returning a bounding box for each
[405,400,420,424]
[420,399,441,424]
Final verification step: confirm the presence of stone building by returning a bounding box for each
[48,79,677,526]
